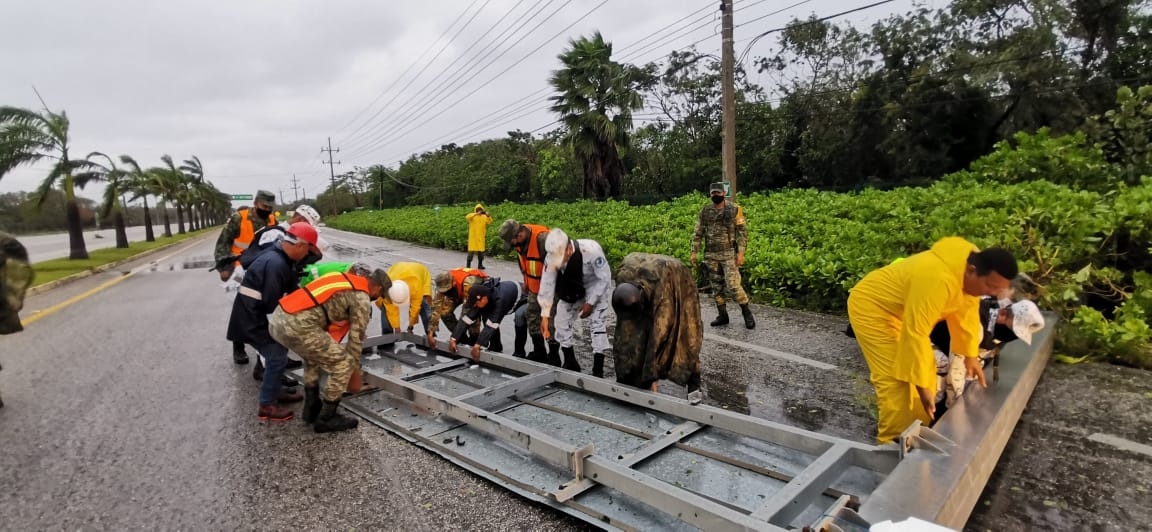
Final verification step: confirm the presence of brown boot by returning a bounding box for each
[257,403,294,421]
[278,388,304,403]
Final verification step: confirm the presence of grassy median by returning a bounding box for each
[31,228,214,287]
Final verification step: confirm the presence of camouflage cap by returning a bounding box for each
[255,190,276,207]
[498,219,522,246]
[709,182,725,193]
[434,272,453,293]
[367,268,392,290]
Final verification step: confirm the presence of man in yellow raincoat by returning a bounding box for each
[374,261,433,352]
[465,204,492,269]
[847,237,1018,444]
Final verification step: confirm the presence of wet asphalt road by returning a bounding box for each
[4,227,1149,530]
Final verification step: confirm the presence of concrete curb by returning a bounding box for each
[27,232,213,297]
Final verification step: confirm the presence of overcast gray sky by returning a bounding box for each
[0,0,935,207]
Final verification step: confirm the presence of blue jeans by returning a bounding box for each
[257,342,290,406]
[381,299,433,336]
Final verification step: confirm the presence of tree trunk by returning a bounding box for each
[176,203,187,234]
[161,201,172,237]
[143,198,155,242]
[66,198,89,260]
[114,210,129,248]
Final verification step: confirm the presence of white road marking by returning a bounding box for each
[703,333,837,370]
[1087,433,1152,458]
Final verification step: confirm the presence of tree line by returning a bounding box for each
[0,106,231,259]
[314,0,1151,210]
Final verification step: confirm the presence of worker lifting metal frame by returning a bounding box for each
[335,316,1055,531]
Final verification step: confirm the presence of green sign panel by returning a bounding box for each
[231,194,253,201]
[721,181,732,198]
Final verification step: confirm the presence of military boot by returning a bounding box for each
[314,399,359,433]
[710,305,730,327]
[232,341,249,365]
[302,386,321,424]
[487,333,504,353]
[591,353,605,378]
[561,346,582,373]
[545,342,562,367]
[477,252,486,270]
[512,327,528,358]
[527,334,548,363]
[740,304,756,329]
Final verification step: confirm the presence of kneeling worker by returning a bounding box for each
[269,266,392,433]
[447,279,523,361]
[428,267,489,349]
[612,253,703,392]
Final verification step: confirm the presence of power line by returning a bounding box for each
[738,0,896,65]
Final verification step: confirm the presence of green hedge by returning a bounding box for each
[330,179,1152,368]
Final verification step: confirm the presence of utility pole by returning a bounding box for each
[321,137,341,192]
[279,189,285,204]
[720,0,737,198]
[290,174,302,202]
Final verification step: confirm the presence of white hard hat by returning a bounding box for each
[294,204,321,227]
[388,280,410,305]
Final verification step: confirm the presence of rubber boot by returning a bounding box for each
[512,327,528,358]
[710,304,729,327]
[592,353,605,378]
[477,252,485,270]
[545,342,562,367]
[232,341,249,364]
[561,346,581,373]
[314,399,359,433]
[466,253,473,268]
[302,386,321,424]
[488,333,503,353]
[740,304,756,329]
[527,334,548,363]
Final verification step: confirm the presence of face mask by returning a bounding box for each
[710,195,725,204]
[255,207,273,218]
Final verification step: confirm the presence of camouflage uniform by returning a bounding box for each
[429,275,485,339]
[613,253,702,391]
[1,232,35,408]
[213,191,278,266]
[691,200,749,307]
[269,289,373,402]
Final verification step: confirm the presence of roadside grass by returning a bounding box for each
[30,229,213,287]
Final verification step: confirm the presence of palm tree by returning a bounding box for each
[179,156,205,230]
[77,152,130,248]
[548,32,644,200]
[0,106,95,258]
[121,155,156,242]
[160,155,188,234]
[148,166,178,238]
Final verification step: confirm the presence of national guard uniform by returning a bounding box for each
[612,253,703,393]
[691,182,755,329]
[538,228,613,375]
[215,190,279,364]
[1,232,35,409]
[269,268,390,433]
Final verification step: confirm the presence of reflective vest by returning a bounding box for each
[516,224,548,294]
[448,267,487,297]
[279,272,369,314]
[231,209,278,257]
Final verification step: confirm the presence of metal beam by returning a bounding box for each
[751,443,854,526]
[554,421,703,503]
[456,371,558,410]
[400,358,470,381]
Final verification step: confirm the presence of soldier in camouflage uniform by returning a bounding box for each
[1,232,35,409]
[612,253,702,395]
[215,190,279,364]
[428,267,488,346]
[269,267,391,433]
[690,182,755,329]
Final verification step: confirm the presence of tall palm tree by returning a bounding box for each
[160,155,188,234]
[0,106,95,258]
[549,32,644,200]
[121,155,156,242]
[179,156,205,230]
[77,152,130,248]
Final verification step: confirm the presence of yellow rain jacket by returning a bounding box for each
[377,262,433,329]
[847,237,983,443]
[465,205,492,252]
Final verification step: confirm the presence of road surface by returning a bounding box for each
[2,228,1148,530]
[20,226,156,263]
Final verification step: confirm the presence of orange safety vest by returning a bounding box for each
[230,208,278,257]
[516,224,548,294]
[448,267,488,297]
[279,272,370,314]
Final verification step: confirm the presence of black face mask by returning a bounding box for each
[255,207,273,218]
[710,195,725,204]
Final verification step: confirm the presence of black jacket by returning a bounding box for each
[227,243,299,346]
[453,279,521,347]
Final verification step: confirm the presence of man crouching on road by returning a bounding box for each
[445,279,523,361]
[227,222,322,421]
[269,266,391,433]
